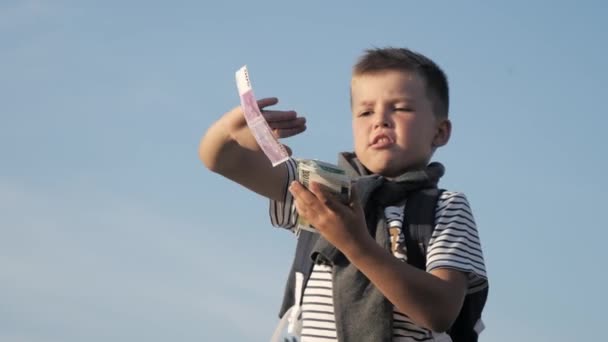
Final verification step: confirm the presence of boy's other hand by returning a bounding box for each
[289,181,373,256]
[258,98,307,139]
[200,97,305,201]
[222,97,306,155]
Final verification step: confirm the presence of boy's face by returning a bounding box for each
[351,70,449,177]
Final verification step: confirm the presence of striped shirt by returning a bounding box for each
[270,159,488,342]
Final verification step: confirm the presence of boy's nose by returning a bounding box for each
[374,121,391,129]
[373,112,392,129]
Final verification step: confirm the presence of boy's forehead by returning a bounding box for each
[350,70,427,102]
[351,69,420,85]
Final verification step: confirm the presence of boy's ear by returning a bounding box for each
[432,119,452,148]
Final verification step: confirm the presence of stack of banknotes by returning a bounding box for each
[296,159,351,233]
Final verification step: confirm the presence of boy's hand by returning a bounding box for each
[200,97,306,201]
[260,98,307,140]
[289,181,373,256]
[226,97,306,151]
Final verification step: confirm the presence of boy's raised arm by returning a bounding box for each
[199,97,306,202]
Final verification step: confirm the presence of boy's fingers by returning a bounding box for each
[289,180,307,197]
[274,126,306,139]
[264,110,298,122]
[290,181,319,207]
[309,182,330,198]
[283,144,293,156]
[310,182,343,212]
[268,117,306,129]
[257,97,279,108]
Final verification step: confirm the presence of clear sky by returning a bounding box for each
[1,1,607,341]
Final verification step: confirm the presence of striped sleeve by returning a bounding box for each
[269,158,299,231]
[427,191,488,293]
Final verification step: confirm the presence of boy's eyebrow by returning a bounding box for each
[355,98,417,107]
[357,100,375,107]
[390,97,417,104]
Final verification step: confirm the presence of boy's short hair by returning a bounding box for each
[353,47,449,118]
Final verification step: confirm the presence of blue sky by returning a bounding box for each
[1,0,607,341]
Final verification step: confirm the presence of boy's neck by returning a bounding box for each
[374,163,431,180]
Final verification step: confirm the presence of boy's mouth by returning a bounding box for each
[370,134,394,148]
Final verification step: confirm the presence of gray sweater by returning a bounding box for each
[279,153,445,341]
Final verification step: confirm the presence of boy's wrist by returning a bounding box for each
[340,232,377,263]
[224,109,256,146]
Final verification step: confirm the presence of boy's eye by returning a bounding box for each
[358,111,372,117]
[394,107,413,112]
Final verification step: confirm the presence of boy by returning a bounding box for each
[200,47,488,341]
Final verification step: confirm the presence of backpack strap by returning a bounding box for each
[404,188,443,270]
[404,188,488,342]
[448,287,488,342]
[278,230,318,318]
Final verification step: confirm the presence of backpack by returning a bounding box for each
[278,188,488,342]
[403,188,488,342]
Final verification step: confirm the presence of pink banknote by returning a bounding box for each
[236,66,289,166]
